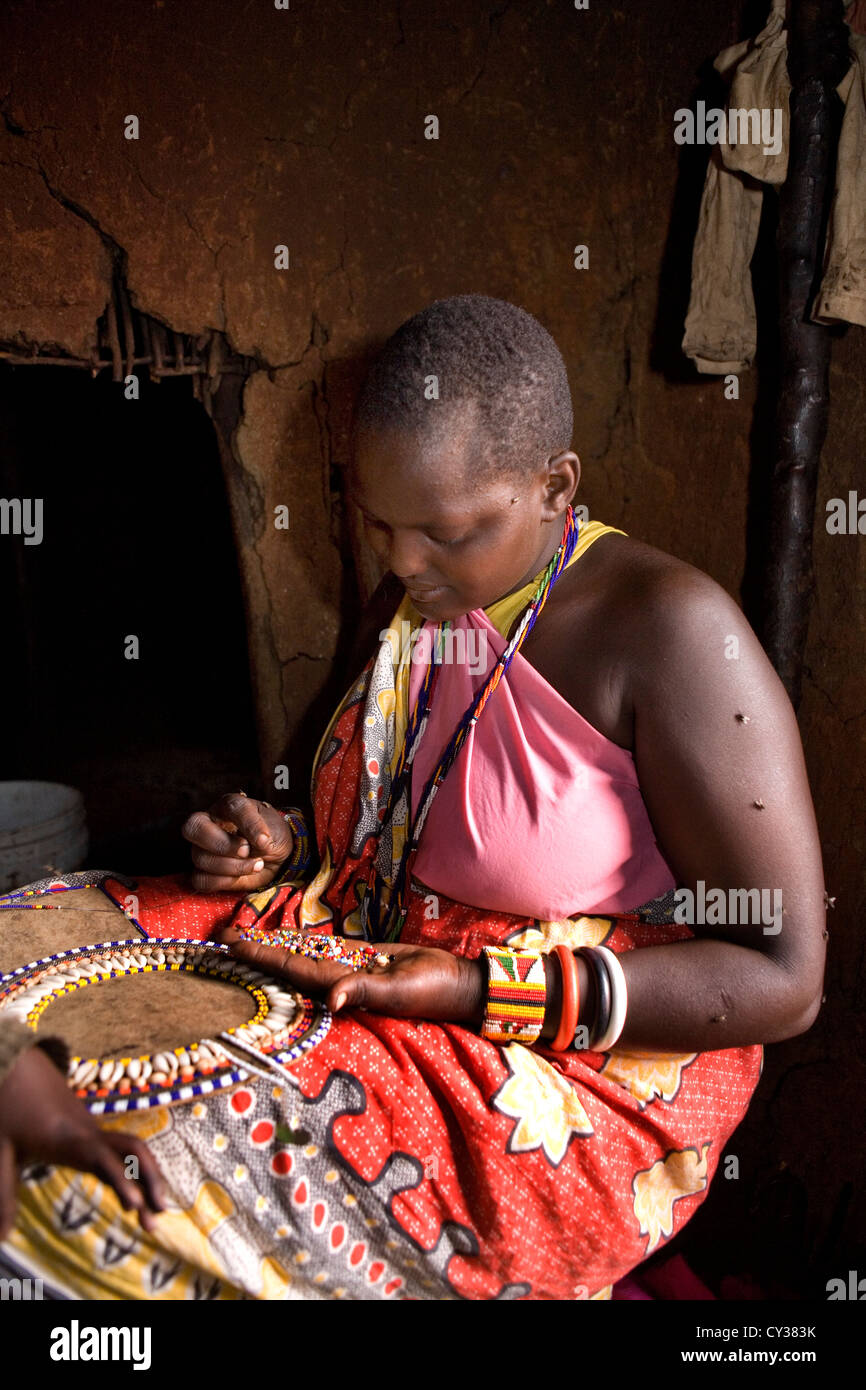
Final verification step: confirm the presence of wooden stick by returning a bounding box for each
[152,321,165,375]
[141,314,155,384]
[117,279,136,380]
[105,293,123,383]
[762,0,849,707]
[207,329,223,396]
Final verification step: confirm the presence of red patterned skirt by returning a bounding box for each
[87,671,764,1301]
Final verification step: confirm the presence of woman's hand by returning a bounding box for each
[224,929,485,1027]
[0,1046,166,1241]
[182,793,294,893]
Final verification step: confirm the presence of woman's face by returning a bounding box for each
[348,416,578,621]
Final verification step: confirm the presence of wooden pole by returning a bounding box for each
[762,0,849,707]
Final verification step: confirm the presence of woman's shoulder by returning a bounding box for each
[583,530,781,708]
[564,528,773,690]
[580,529,747,630]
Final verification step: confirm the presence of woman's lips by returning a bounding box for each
[406,583,447,603]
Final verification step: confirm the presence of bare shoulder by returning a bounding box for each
[592,533,795,733]
[591,533,761,652]
[589,531,737,611]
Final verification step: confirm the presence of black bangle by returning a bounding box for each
[575,947,610,1051]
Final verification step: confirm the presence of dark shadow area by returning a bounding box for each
[0,363,259,873]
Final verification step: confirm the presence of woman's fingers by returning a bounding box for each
[0,1049,167,1240]
[0,1136,17,1241]
[227,936,429,1011]
[230,935,477,1022]
[101,1134,167,1231]
[325,960,412,1014]
[320,945,476,1022]
[208,795,288,857]
[88,1146,150,1223]
[190,847,267,878]
[68,1132,167,1234]
[229,937,350,993]
[181,809,246,856]
[102,1134,167,1209]
[190,868,277,894]
[183,797,293,893]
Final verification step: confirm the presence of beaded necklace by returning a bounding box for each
[0,938,331,1114]
[360,505,580,943]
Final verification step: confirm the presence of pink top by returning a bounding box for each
[407,607,675,919]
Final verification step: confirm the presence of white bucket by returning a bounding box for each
[0,782,89,892]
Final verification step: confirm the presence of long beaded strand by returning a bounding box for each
[360,620,450,939]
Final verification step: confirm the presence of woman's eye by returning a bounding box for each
[361,515,463,546]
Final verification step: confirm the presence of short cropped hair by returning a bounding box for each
[352,294,574,485]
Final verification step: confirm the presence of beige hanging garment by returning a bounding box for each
[682,0,789,374]
[810,32,866,328]
[682,2,866,372]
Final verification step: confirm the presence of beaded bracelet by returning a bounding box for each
[480,945,547,1045]
[272,807,312,882]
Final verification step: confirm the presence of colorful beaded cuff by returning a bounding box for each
[275,807,312,880]
[480,945,547,1045]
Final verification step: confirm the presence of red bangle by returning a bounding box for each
[550,945,579,1051]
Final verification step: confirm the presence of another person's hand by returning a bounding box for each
[182,793,294,893]
[0,1046,166,1240]
[225,930,485,1027]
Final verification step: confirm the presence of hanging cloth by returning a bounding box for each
[682,0,866,373]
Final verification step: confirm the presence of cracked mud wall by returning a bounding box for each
[1,0,773,778]
[2,0,775,784]
[1,0,864,1283]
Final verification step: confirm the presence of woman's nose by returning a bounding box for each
[373,528,432,580]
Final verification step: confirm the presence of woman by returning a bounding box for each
[1,295,825,1300]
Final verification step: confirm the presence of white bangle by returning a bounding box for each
[592,945,628,1051]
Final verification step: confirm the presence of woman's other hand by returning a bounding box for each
[227,933,485,1028]
[182,793,294,893]
[0,1046,166,1240]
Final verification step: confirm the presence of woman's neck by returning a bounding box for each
[487,513,567,608]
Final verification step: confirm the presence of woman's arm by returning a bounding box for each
[0,1027,166,1239]
[587,562,827,1051]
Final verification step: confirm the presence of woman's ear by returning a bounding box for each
[545,451,580,511]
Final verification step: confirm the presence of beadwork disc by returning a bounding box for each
[0,938,331,1115]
